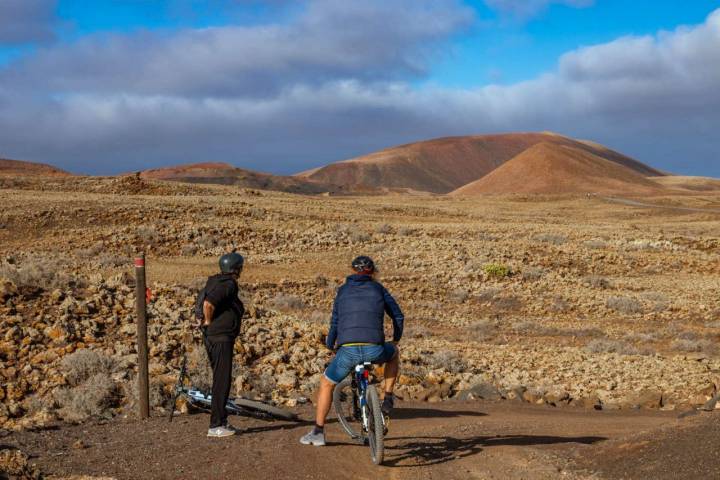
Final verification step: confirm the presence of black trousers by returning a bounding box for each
[204,336,235,428]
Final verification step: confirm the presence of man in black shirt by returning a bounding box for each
[201,252,245,437]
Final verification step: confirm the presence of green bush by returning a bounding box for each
[483,263,511,278]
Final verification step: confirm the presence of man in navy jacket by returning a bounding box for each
[300,256,404,447]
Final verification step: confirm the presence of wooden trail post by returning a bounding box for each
[135,253,150,419]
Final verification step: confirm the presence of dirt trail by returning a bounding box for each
[6,400,703,480]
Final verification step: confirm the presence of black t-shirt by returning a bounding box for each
[203,273,244,341]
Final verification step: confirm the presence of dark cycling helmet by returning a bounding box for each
[219,252,244,274]
[351,255,375,274]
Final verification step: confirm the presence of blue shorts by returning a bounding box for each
[324,343,397,384]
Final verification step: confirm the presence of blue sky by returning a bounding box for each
[0,1,719,176]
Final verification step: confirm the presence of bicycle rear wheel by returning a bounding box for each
[333,378,362,439]
[365,386,385,465]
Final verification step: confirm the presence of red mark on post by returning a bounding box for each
[134,258,145,267]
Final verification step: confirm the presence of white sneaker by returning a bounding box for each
[224,421,241,433]
[299,429,326,446]
[207,425,235,438]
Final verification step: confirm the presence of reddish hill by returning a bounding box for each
[450,143,666,196]
[298,133,663,194]
[0,158,70,176]
[139,162,343,194]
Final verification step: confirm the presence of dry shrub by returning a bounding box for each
[187,346,212,392]
[123,376,173,412]
[534,233,568,245]
[428,350,467,374]
[137,226,158,245]
[397,227,413,236]
[606,296,643,314]
[306,310,328,325]
[61,349,117,386]
[584,239,608,249]
[0,258,83,291]
[491,295,522,311]
[270,294,305,311]
[449,288,469,304]
[349,231,371,243]
[549,296,572,313]
[641,292,670,312]
[248,207,266,219]
[98,254,130,268]
[407,325,431,339]
[624,332,660,342]
[55,349,120,423]
[54,373,119,423]
[585,339,649,355]
[181,243,198,256]
[476,287,501,302]
[583,275,612,289]
[76,241,104,258]
[521,267,544,281]
[671,339,717,355]
[467,319,497,340]
[375,223,393,234]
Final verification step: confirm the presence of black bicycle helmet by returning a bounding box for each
[219,251,244,274]
[351,255,375,274]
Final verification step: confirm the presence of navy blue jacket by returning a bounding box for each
[326,274,404,349]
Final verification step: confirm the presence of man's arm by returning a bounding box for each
[326,297,339,350]
[382,287,404,342]
[202,300,215,327]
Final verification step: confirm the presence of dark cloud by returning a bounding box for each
[0,0,56,45]
[0,3,718,177]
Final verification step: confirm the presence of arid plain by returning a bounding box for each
[2,164,720,478]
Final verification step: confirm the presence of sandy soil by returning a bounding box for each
[5,400,694,480]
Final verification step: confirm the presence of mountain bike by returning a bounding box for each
[332,362,386,465]
[168,355,298,422]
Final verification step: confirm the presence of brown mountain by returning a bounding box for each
[297,132,663,194]
[138,162,343,194]
[450,142,666,196]
[0,158,71,176]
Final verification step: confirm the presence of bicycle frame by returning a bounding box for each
[354,362,372,432]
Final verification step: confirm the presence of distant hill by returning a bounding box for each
[138,162,345,194]
[450,142,666,196]
[649,176,720,192]
[0,158,70,176]
[298,132,663,194]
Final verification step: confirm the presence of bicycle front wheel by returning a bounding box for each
[365,386,385,465]
[333,378,362,440]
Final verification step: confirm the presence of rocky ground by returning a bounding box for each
[1,175,720,442]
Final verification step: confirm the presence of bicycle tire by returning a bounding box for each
[232,398,299,421]
[333,378,362,439]
[366,386,384,466]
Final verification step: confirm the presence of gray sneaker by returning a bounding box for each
[299,429,326,446]
[207,425,235,438]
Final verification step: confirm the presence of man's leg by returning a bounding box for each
[382,346,400,414]
[209,340,234,429]
[383,346,400,395]
[315,376,335,427]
